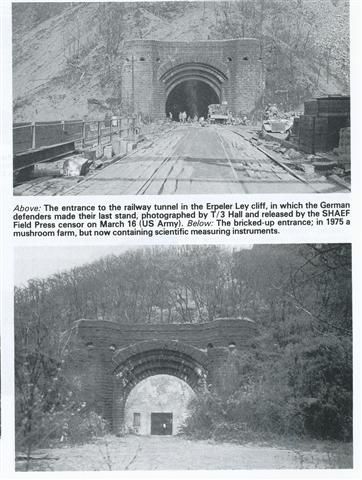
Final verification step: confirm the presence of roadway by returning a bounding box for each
[18,434,351,470]
[14,124,348,196]
[65,124,345,196]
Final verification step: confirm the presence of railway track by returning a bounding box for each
[134,131,187,195]
[14,124,349,196]
[224,126,322,193]
[225,125,351,194]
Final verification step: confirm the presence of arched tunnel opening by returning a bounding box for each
[112,344,208,434]
[124,375,196,435]
[166,79,220,121]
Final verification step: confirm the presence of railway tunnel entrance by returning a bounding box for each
[112,340,208,435]
[125,374,196,435]
[121,39,264,120]
[68,318,257,435]
[161,61,227,121]
[166,79,219,121]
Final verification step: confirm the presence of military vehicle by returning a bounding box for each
[208,103,229,124]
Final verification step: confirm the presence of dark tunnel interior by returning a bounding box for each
[166,80,219,121]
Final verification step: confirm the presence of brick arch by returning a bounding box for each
[159,60,228,99]
[121,38,264,119]
[113,339,207,369]
[69,317,258,433]
[169,76,220,97]
[111,340,208,434]
[158,55,229,80]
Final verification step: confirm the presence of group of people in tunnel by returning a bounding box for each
[178,111,187,123]
[168,110,204,123]
[165,79,220,123]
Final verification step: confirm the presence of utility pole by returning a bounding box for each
[131,54,135,116]
[131,54,135,138]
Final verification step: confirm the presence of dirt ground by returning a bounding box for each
[16,124,347,196]
[17,434,353,471]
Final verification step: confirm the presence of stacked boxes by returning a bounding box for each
[298,115,316,153]
[338,127,351,156]
[298,95,350,154]
[335,126,351,168]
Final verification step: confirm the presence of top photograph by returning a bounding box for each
[12,0,350,196]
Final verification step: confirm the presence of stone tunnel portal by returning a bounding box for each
[112,341,208,435]
[165,79,220,120]
[122,39,264,119]
[69,317,257,434]
[124,375,195,435]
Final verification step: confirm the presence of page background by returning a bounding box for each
[1,0,361,478]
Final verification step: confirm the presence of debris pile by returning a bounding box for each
[298,95,350,153]
[254,138,350,188]
[257,96,350,187]
[263,104,297,134]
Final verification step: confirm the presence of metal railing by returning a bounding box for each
[13,117,138,155]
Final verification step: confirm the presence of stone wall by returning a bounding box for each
[72,317,257,350]
[121,39,264,118]
[67,317,257,432]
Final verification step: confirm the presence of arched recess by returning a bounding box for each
[112,340,208,434]
[160,61,228,120]
[166,80,220,120]
[124,375,196,435]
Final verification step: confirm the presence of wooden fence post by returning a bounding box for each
[31,122,36,150]
[97,121,101,145]
[61,120,65,143]
[82,121,86,148]
[132,117,136,139]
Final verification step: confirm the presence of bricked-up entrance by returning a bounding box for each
[121,39,264,119]
[166,79,219,120]
[151,413,173,435]
[125,375,195,435]
[112,340,208,435]
[69,318,257,434]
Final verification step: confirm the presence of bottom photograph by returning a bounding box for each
[14,244,352,471]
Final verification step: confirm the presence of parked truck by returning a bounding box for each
[208,103,230,124]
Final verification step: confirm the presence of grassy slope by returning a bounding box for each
[12,2,349,121]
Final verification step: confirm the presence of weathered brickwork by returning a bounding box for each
[121,39,264,118]
[68,318,257,433]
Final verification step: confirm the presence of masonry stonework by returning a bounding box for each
[68,318,257,434]
[121,39,264,118]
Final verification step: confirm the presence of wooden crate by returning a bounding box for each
[298,115,315,153]
[316,96,350,116]
[304,100,318,116]
[298,113,349,154]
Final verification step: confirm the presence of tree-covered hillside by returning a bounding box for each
[15,245,352,449]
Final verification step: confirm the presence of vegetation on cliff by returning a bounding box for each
[15,244,352,451]
[12,1,349,120]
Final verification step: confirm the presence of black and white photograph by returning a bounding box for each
[13,1,350,195]
[14,244,352,471]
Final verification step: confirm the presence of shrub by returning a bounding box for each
[182,335,352,443]
[60,410,109,445]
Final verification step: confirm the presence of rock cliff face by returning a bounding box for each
[12,2,216,121]
[12,1,349,121]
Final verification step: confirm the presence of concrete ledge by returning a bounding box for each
[14,141,76,171]
[261,132,299,150]
[72,317,257,350]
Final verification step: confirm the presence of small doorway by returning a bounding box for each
[151,412,173,435]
